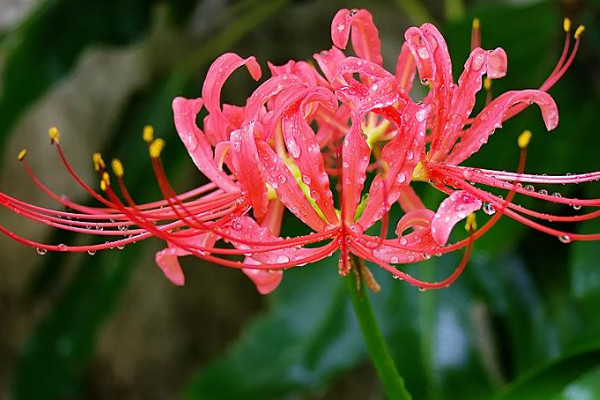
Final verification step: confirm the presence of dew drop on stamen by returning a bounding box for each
[524,184,535,191]
[117,244,125,250]
[57,244,67,252]
[553,192,562,198]
[573,204,582,210]
[36,248,47,255]
[559,235,572,244]
[539,189,548,195]
[483,202,496,215]
[87,250,96,256]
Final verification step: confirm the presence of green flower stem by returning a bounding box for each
[345,272,412,400]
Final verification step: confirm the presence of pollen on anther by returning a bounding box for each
[48,126,60,144]
[465,213,477,232]
[143,125,154,144]
[518,130,532,149]
[149,139,166,158]
[17,149,27,161]
[575,25,585,39]
[563,18,571,32]
[100,172,110,191]
[93,153,106,171]
[111,159,124,177]
[483,78,492,91]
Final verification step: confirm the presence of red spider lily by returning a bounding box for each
[1,9,588,295]
[403,18,600,245]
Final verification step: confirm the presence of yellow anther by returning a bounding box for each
[563,18,571,32]
[93,153,106,171]
[472,17,480,31]
[149,138,166,158]
[100,172,110,191]
[518,130,532,149]
[111,159,124,178]
[412,161,428,182]
[143,125,154,144]
[483,77,492,91]
[48,126,60,144]
[17,149,27,161]
[465,213,477,232]
[575,25,585,39]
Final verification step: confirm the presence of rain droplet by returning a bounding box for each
[483,202,496,215]
[87,250,96,256]
[538,189,548,195]
[558,235,572,244]
[36,248,47,255]
[57,244,67,252]
[573,204,582,210]
[277,255,290,263]
[524,184,535,191]
[390,256,399,264]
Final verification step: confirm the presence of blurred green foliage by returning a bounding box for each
[1,0,600,399]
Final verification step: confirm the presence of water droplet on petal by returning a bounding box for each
[390,256,399,264]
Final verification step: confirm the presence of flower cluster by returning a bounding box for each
[1,9,597,294]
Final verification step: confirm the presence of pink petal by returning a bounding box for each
[242,260,283,295]
[430,191,482,246]
[404,26,436,84]
[230,125,269,219]
[155,247,186,286]
[172,97,238,193]
[341,121,371,224]
[487,48,508,79]
[395,43,416,92]
[254,140,327,232]
[279,88,338,224]
[229,216,330,267]
[445,90,558,165]
[396,208,435,236]
[331,9,383,65]
[358,102,429,229]
[154,233,218,287]
[314,46,347,84]
[202,53,262,142]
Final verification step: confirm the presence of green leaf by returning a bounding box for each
[184,258,364,400]
[492,342,600,400]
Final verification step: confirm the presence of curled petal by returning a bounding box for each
[358,103,429,229]
[230,125,268,219]
[242,259,283,295]
[155,233,218,286]
[396,208,435,236]
[155,247,186,286]
[202,53,262,142]
[314,46,347,84]
[446,90,558,165]
[230,216,330,268]
[487,47,507,79]
[430,191,481,246]
[173,97,238,193]
[331,9,383,65]
[279,88,338,224]
[341,122,371,224]
[255,140,328,232]
[396,43,416,91]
